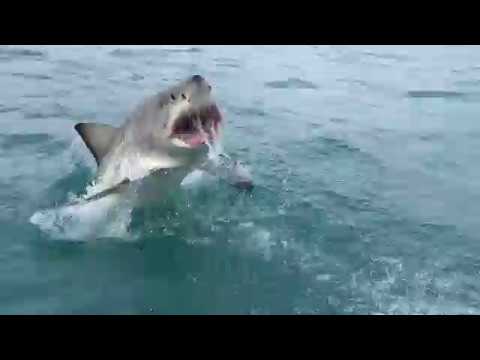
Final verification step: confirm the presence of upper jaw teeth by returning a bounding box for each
[170,103,221,138]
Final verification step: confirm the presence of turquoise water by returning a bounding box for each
[2,45,480,314]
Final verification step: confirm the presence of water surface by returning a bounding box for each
[1,45,480,314]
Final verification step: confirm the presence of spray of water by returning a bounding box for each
[30,141,223,242]
[29,189,135,242]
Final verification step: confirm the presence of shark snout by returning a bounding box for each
[188,74,211,93]
[191,74,204,83]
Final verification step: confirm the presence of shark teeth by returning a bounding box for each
[171,137,192,148]
[170,104,222,148]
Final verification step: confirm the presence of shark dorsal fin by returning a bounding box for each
[74,122,119,166]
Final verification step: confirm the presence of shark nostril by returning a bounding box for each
[170,94,176,101]
[208,85,212,91]
[191,75,203,83]
[181,93,186,100]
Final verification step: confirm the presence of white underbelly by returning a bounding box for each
[97,149,185,187]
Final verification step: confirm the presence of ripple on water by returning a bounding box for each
[11,73,52,81]
[55,59,95,73]
[22,103,70,119]
[0,47,46,60]
[265,78,318,90]
[361,50,412,63]
[109,47,202,58]
[329,117,349,124]
[214,57,241,68]
[0,106,21,114]
[311,136,367,157]
[0,133,53,149]
[159,47,202,54]
[130,73,144,81]
[0,133,67,157]
[406,90,466,99]
[227,105,267,117]
[418,132,445,142]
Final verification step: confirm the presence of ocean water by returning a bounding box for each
[2,45,480,314]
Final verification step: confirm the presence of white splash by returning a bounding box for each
[30,188,135,242]
[29,140,218,242]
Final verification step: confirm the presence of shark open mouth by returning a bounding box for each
[170,104,222,148]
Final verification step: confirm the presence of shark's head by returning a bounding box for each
[152,75,223,153]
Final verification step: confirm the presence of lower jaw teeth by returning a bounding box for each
[171,138,191,148]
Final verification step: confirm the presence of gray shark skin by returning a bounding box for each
[74,75,253,205]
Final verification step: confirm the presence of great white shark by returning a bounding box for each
[74,75,253,207]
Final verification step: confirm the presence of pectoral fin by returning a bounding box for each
[81,167,169,204]
[83,178,131,202]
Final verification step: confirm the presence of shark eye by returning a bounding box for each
[170,94,176,101]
